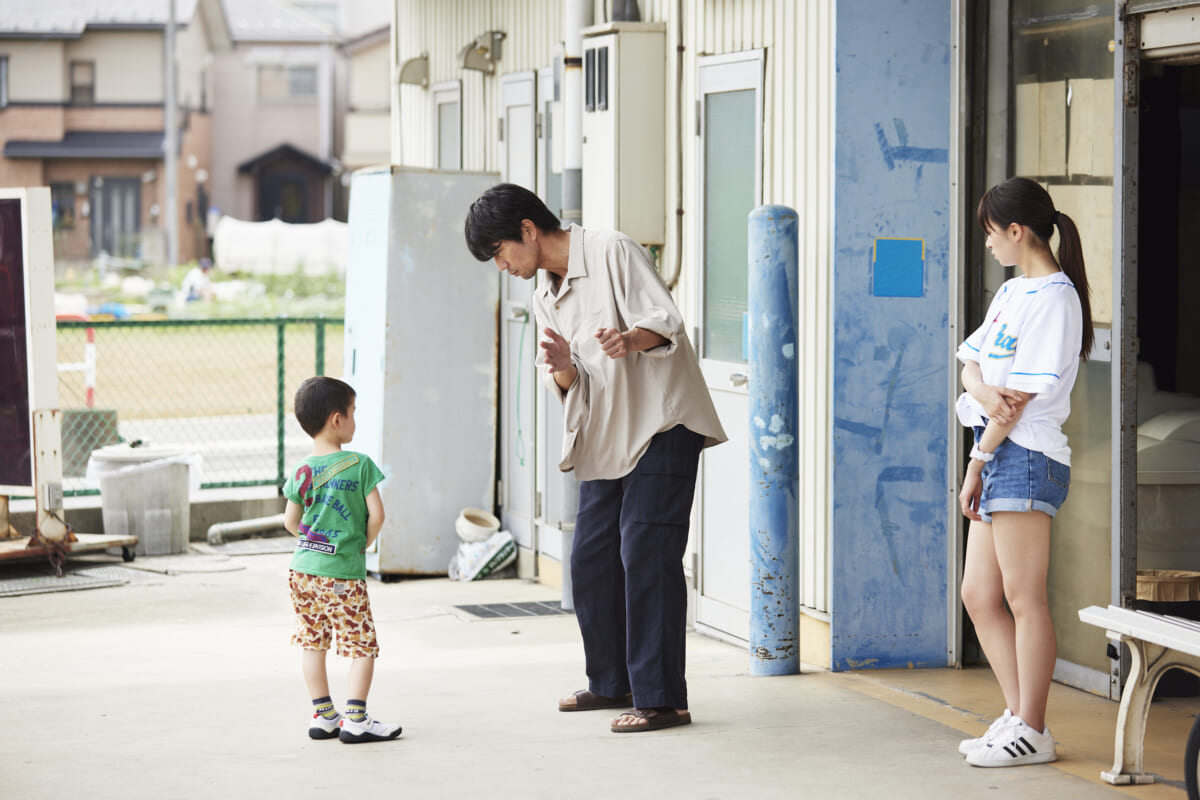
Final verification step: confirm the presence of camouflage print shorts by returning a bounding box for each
[288,570,379,658]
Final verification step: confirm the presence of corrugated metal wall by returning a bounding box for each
[675,0,834,614]
[394,0,560,171]
[391,0,834,614]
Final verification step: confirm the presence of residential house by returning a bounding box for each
[0,0,231,266]
[339,25,390,175]
[210,0,340,225]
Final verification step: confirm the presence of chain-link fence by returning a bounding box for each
[56,318,344,496]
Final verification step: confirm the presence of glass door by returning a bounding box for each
[90,177,140,258]
[694,50,764,642]
[979,1,1117,694]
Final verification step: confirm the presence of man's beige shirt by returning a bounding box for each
[533,224,727,481]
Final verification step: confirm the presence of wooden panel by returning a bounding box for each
[1039,80,1067,176]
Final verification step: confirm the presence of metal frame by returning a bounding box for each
[948,0,969,668]
[1127,0,1200,12]
[0,187,56,496]
[1114,5,1139,637]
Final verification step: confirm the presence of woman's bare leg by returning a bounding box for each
[990,510,1055,731]
[960,519,1020,715]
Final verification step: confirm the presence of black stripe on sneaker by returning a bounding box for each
[1003,745,1018,757]
[1019,737,1036,753]
[1011,741,1027,755]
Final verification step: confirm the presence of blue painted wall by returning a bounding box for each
[832,1,952,670]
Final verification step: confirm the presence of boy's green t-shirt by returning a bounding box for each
[282,450,385,580]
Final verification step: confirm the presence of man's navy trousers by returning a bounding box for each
[570,424,705,710]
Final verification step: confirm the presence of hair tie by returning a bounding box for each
[1052,210,1061,225]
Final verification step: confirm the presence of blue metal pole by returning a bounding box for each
[748,204,800,676]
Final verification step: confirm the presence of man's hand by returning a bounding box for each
[540,327,573,372]
[596,327,630,359]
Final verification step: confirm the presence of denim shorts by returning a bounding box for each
[972,427,1070,522]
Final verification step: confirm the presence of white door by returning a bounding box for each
[695,51,764,642]
[432,81,462,170]
[499,71,538,559]
[533,65,576,568]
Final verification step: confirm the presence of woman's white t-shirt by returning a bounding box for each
[956,272,1083,466]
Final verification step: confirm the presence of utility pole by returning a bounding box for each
[164,0,179,268]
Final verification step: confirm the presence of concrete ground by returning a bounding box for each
[0,547,1193,800]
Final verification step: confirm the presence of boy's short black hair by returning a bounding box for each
[294,376,355,437]
[464,182,562,262]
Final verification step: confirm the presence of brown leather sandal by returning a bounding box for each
[610,707,692,732]
[558,690,634,712]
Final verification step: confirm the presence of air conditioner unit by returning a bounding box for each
[581,22,666,245]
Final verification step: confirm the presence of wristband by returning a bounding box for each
[969,445,995,463]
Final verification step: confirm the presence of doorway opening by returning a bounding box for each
[1133,61,1200,699]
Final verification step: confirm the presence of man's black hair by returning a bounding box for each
[464,182,562,262]
[294,376,355,437]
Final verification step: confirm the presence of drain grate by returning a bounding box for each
[455,601,574,619]
[0,565,164,598]
[0,571,127,597]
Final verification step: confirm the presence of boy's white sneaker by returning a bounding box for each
[308,711,342,740]
[958,709,1014,755]
[338,714,402,744]
[966,717,1057,767]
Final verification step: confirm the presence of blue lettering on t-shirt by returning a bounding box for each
[310,493,353,521]
[330,498,351,521]
[989,323,1017,360]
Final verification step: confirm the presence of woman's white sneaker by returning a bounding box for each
[966,717,1057,767]
[958,709,1014,756]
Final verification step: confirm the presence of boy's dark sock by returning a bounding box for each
[345,699,367,722]
[312,696,338,720]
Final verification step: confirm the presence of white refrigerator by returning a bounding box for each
[345,167,500,576]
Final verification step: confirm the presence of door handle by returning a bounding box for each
[729,372,748,387]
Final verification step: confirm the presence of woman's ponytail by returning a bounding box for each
[977,176,1096,360]
[1052,211,1094,360]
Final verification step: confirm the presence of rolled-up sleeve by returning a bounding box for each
[533,294,591,438]
[561,352,590,439]
[957,288,1005,365]
[1006,292,1080,394]
[612,238,681,358]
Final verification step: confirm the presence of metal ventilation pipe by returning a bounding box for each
[206,513,287,545]
[561,0,592,224]
[611,0,641,22]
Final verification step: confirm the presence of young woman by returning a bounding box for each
[955,176,1094,768]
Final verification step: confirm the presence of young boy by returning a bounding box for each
[282,376,400,743]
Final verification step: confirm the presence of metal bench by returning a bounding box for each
[1078,604,1200,786]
